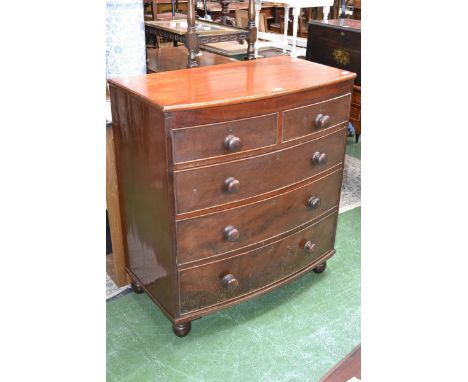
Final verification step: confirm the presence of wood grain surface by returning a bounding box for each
[173,127,347,214]
[179,210,338,313]
[108,56,356,111]
[172,113,278,163]
[177,169,343,264]
[283,93,351,142]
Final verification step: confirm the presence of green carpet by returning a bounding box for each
[346,136,361,160]
[107,207,361,382]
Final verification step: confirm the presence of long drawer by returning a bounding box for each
[179,210,338,313]
[176,169,342,264]
[173,127,346,214]
[171,113,278,163]
[282,94,351,142]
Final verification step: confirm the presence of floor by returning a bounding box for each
[346,136,361,160]
[107,205,360,381]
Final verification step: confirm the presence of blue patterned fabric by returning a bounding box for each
[106,0,146,79]
[347,121,355,136]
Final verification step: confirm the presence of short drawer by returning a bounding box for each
[174,127,346,214]
[179,210,338,313]
[177,169,343,264]
[171,113,278,163]
[282,94,351,142]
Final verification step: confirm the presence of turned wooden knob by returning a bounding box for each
[308,196,321,210]
[224,225,240,241]
[315,114,331,129]
[224,177,240,193]
[304,241,316,253]
[312,152,328,166]
[222,274,239,289]
[224,134,242,152]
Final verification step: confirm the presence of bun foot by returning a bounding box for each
[130,281,144,294]
[172,322,191,337]
[313,261,327,274]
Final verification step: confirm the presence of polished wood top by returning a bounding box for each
[108,56,356,111]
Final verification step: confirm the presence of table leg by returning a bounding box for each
[254,1,261,57]
[323,5,330,21]
[151,0,157,20]
[283,5,289,53]
[291,6,299,57]
[247,0,256,60]
[186,0,199,67]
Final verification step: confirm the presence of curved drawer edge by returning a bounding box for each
[175,249,335,323]
[177,205,339,268]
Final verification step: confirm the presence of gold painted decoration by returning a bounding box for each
[332,48,350,65]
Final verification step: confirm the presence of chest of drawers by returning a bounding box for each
[108,56,355,336]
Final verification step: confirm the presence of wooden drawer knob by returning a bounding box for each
[224,177,240,193]
[308,196,321,210]
[222,274,239,289]
[315,114,331,129]
[224,225,240,242]
[312,152,328,166]
[304,241,316,253]
[224,134,242,152]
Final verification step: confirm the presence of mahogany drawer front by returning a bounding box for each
[171,113,278,163]
[282,94,351,142]
[177,169,342,264]
[179,210,338,313]
[174,127,346,214]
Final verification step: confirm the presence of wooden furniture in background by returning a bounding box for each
[197,0,248,23]
[306,18,360,141]
[147,45,235,72]
[144,0,187,48]
[108,56,355,336]
[236,9,267,31]
[106,120,130,287]
[306,19,360,85]
[319,344,361,381]
[145,0,256,67]
[197,0,276,28]
[349,0,360,20]
[254,0,334,58]
[350,85,360,141]
[144,0,188,20]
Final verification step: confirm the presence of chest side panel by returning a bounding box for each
[110,86,177,317]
